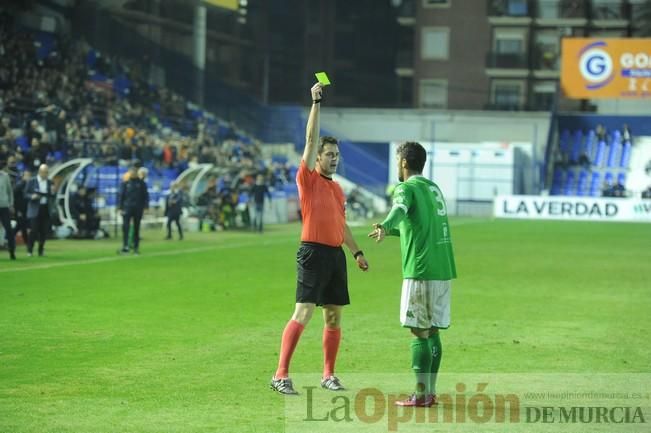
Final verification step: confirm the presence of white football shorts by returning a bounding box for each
[400,279,451,329]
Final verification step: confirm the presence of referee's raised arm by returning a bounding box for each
[303,83,323,170]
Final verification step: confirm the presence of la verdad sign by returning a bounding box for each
[494,195,651,223]
[561,38,651,99]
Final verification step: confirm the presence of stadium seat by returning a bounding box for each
[559,129,570,155]
[589,172,601,197]
[606,136,620,168]
[576,169,589,196]
[620,141,632,168]
[617,172,626,186]
[604,172,614,187]
[585,130,595,160]
[593,140,606,167]
[550,167,564,195]
[563,170,576,195]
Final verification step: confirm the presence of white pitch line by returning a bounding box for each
[0,238,291,274]
[0,219,488,274]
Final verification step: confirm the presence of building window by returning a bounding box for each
[507,0,528,15]
[592,0,624,20]
[537,0,559,18]
[494,29,527,54]
[419,79,448,108]
[489,0,529,16]
[532,81,556,110]
[496,38,524,54]
[491,79,524,109]
[537,0,585,19]
[421,27,449,60]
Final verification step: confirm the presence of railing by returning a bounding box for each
[590,1,628,20]
[535,0,587,19]
[486,52,529,68]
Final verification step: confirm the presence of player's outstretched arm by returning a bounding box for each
[303,83,323,170]
[344,223,369,271]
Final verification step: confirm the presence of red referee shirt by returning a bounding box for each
[296,160,345,247]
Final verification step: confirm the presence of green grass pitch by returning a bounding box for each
[1,218,649,432]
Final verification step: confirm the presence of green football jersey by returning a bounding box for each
[381,175,457,280]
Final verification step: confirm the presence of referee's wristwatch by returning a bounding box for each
[353,250,364,259]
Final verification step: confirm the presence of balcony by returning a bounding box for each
[486,52,529,68]
[534,0,588,25]
[531,45,561,76]
[590,1,630,27]
[488,0,530,17]
[631,2,651,35]
[591,1,627,19]
[487,0,533,25]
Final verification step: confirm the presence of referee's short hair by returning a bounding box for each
[318,136,339,154]
[397,141,427,174]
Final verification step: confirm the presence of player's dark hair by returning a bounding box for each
[397,141,426,174]
[318,136,338,154]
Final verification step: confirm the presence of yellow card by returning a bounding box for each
[315,72,331,86]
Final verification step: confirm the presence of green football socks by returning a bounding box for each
[429,332,442,395]
[411,337,433,397]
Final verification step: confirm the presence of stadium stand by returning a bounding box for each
[545,115,651,199]
[0,9,300,234]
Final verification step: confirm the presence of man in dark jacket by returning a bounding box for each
[250,174,272,233]
[164,181,185,240]
[72,186,100,238]
[24,164,54,257]
[13,170,31,252]
[118,166,149,254]
[0,159,15,260]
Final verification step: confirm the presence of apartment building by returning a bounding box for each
[396,0,649,110]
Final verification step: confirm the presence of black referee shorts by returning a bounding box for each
[295,242,350,306]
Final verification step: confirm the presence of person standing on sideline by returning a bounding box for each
[0,159,16,260]
[250,174,271,233]
[25,164,54,257]
[164,181,184,240]
[270,83,370,395]
[118,166,149,254]
[369,142,457,407]
[13,170,31,252]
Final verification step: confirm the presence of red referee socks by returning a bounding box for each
[322,327,341,378]
[275,320,305,379]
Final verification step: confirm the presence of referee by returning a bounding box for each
[270,82,369,395]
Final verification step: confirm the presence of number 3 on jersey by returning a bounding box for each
[429,186,447,216]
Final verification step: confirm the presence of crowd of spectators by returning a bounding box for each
[0,9,296,237]
[602,180,627,198]
[0,9,262,174]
